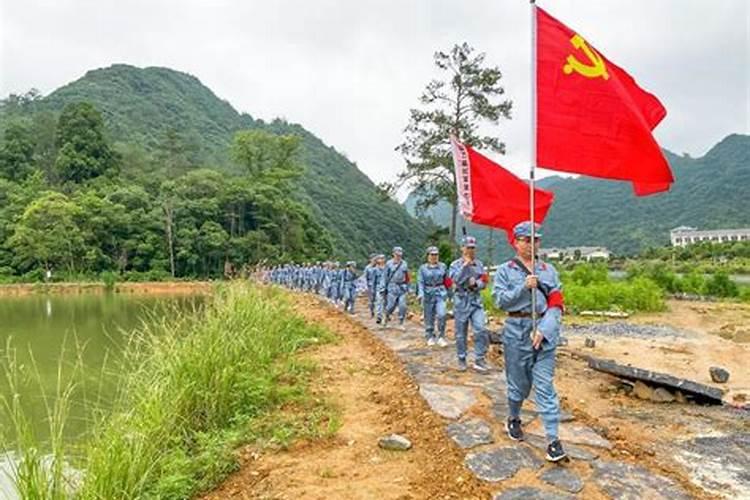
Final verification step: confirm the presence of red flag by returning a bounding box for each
[536,6,673,195]
[451,136,554,240]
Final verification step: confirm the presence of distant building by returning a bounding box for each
[670,226,750,247]
[540,246,611,261]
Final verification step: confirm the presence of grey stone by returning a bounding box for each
[588,356,724,403]
[584,337,596,348]
[465,446,544,482]
[418,383,477,419]
[592,460,690,500]
[524,434,599,461]
[675,433,750,499]
[493,487,574,500]
[446,418,495,449]
[709,366,730,383]
[540,467,584,493]
[378,434,412,451]
[566,322,687,339]
[650,387,675,403]
[529,422,612,450]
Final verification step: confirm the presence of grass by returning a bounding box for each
[1,282,339,499]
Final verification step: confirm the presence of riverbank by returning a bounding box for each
[0,281,214,296]
[0,283,335,499]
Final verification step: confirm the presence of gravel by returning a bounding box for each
[565,322,688,339]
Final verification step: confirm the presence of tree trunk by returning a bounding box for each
[163,203,176,277]
[450,201,458,245]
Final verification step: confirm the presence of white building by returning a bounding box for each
[670,226,750,247]
[540,246,611,261]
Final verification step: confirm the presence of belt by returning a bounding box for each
[507,311,532,318]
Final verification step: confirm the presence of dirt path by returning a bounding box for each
[205,293,748,499]
[203,294,491,500]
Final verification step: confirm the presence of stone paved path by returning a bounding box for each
[346,307,697,499]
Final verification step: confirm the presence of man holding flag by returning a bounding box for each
[492,221,566,462]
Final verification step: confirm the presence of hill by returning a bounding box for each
[5,64,430,259]
[405,134,750,258]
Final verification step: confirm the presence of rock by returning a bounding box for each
[539,467,584,493]
[529,422,612,450]
[446,418,495,449]
[633,381,653,400]
[675,390,688,404]
[557,336,569,347]
[592,460,690,499]
[566,322,686,339]
[584,337,596,348]
[588,357,724,403]
[378,434,412,451]
[493,486,574,500]
[524,434,599,461]
[709,366,730,383]
[675,433,750,499]
[418,383,477,419]
[464,446,543,482]
[650,387,675,403]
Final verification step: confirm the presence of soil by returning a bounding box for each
[202,294,492,500]
[204,294,749,500]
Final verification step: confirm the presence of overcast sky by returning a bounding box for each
[1,0,748,194]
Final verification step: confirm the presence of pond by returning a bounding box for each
[0,291,206,496]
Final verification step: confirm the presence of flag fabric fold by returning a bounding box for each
[536,6,673,195]
[450,136,554,240]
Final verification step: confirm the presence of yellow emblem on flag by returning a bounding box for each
[563,34,609,80]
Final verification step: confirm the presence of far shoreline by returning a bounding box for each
[0,281,215,296]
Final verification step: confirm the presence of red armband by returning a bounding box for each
[547,290,565,313]
[443,277,453,288]
[404,271,411,284]
[479,273,489,283]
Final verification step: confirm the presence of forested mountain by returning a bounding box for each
[406,134,750,259]
[0,65,430,280]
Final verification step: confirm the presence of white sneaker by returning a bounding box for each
[427,337,436,347]
[437,338,448,347]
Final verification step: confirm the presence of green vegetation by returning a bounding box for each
[407,134,750,257]
[1,65,430,267]
[385,42,513,242]
[0,94,336,280]
[0,283,338,499]
[625,261,741,299]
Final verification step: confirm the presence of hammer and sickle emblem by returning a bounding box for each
[563,34,609,80]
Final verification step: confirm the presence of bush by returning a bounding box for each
[564,277,665,313]
[704,272,739,298]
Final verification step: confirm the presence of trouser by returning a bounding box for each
[454,299,488,362]
[375,291,386,321]
[503,317,560,442]
[423,294,446,339]
[343,284,356,313]
[385,286,407,323]
[367,288,376,316]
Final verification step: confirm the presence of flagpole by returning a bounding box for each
[530,0,538,332]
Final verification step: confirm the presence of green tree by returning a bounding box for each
[7,192,84,274]
[231,129,302,189]
[54,102,119,183]
[390,42,513,241]
[0,119,36,181]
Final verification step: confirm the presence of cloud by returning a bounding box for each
[1,0,747,190]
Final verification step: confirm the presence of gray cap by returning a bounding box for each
[513,221,543,238]
[392,246,403,255]
[426,246,439,254]
[461,235,477,248]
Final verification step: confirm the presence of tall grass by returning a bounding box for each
[1,283,336,499]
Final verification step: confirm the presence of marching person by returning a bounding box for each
[417,246,450,347]
[448,235,490,373]
[341,260,359,314]
[381,246,410,330]
[492,221,567,462]
[364,253,378,318]
[373,254,387,324]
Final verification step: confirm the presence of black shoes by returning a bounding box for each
[545,439,567,462]
[506,417,524,441]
